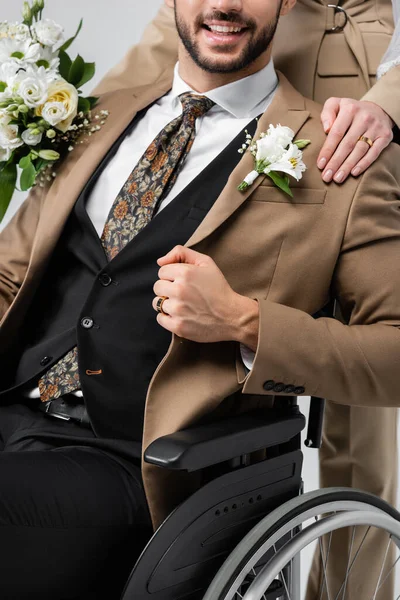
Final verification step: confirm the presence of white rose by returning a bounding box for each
[41,101,67,126]
[16,66,50,108]
[21,128,43,146]
[32,19,64,48]
[0,115,23,151]
[18,75,48,108]
[266,124,294,149]
[36,79,78,132]
[256,135,286,165]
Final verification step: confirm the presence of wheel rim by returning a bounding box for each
[204,496,400,600]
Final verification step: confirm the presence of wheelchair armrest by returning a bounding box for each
[144,408,306,471]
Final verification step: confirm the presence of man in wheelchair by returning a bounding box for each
[0,0,399,598]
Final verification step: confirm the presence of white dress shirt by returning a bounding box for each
[86,60,278,234]
[28,61,279,398]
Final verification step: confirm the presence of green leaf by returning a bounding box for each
[11,51,24,60]
[58,50,72,80]
[77,96,90,114]
[19,155,32,170]
[87,96,99,109]
[0,162,17,222]
[0,82,7,93]
[20,161,37,191]
[76,62,95,88]
[59,19,83,53]
[267,171,293,197]
[68,55,85,87]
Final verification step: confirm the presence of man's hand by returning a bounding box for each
[317,98,394,183]
[152,246,259,350]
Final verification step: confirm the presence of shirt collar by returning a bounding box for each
[170,60,279,119]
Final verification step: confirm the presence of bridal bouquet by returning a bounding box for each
[0,0,108,221]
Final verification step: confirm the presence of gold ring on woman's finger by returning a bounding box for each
[358,135,374,148]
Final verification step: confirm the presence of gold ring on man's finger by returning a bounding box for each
[156,296,169,316]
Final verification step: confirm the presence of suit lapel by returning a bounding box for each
[186,72,310,249]
[29,76,173,269]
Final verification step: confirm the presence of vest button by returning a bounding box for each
[99,273,112,287]
[40,356,52,367]
[81,317,94,329]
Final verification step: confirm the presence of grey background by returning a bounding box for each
[0,1,398,594]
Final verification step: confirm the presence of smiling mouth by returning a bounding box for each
[202,24,248,34]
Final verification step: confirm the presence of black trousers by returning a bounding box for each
[0,403,151,600]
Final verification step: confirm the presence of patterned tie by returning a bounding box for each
[38,93,215,403]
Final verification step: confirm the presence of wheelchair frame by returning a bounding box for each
[120,396,325,600]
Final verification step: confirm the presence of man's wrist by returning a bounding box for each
[230,294,259,352]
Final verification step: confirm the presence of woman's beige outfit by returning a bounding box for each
[94,2,400,598]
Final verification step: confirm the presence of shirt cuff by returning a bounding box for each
[240,343,256,372]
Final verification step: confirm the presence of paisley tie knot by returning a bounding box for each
[179,92,215,121]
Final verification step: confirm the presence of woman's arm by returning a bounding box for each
[362,0,400,124]
[317,1,400,183]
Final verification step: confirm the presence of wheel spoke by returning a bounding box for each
[333,526,371,600]
[340,526,356,600]
[370,536,393,600]
[375,553,400,594]
[318,529,333,600]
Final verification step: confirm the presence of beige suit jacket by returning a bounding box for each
[94,1,400,126]
[1,73,400,529]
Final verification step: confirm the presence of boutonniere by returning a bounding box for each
[237,124,311,197]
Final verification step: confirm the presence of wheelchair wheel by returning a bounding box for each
[203,487,400,600]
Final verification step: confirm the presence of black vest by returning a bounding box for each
[1,112,257,441]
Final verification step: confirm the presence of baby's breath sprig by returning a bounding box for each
[35,108,110,187]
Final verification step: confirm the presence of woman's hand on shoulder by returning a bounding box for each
[316,97,394,183]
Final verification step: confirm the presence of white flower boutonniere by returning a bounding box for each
[238,124,311,197]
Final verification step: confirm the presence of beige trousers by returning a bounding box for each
[306,403,398,599]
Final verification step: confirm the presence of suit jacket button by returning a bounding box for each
[81,317,94,329]
[294,386,306,395]
[284,385,296,394]
[40,356,52,367]
[273,382,286,393]
[99,273,112,287]
[263,380,275,391]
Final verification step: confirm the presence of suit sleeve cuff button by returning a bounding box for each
[273,382,286,393]
[294,386,306,395]
[263,380,275,391]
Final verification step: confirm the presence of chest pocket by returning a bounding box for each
[250,186,326,204]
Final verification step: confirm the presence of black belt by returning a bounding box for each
[38,396,91,428]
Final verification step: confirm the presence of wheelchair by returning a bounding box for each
[119,396,400,600]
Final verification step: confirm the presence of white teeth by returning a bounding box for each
[208,25,243,33]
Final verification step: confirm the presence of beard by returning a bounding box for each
[174,5,282,74]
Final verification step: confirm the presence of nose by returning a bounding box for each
[209,0,243,12]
